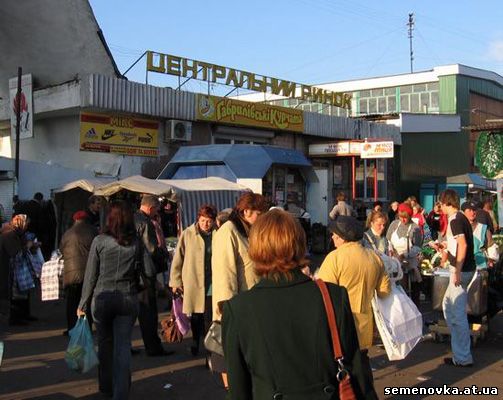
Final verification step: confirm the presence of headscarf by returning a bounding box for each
[11,214,29,232]
[397,203,413,217]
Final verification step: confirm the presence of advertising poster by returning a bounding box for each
[197,94,303,132]
[9,74,33,139]
[360,141,394,159]
[80,113,159,157]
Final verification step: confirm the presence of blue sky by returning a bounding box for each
[89,0,503,92]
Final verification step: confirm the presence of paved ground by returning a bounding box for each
[1,273,502,399]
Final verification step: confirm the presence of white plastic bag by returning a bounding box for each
[379,253,403,282]
[372,284,423,361]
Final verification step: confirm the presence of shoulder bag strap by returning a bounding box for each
[364,232,378,252]
[315,279,343,360]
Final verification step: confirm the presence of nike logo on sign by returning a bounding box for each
[101,129,116,140]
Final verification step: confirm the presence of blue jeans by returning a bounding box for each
[92,291,138,399]
[442,271,474,365]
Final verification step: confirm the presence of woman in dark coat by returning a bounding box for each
[0,214,30,325]
[222,209,377,400]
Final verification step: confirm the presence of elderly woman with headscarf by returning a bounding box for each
[386,203,423,306]
[0,214,31,325]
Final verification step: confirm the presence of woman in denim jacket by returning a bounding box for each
[78,200,155,399]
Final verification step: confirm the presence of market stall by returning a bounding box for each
[95,175,250,230]
[419,239,503,345]
[52,178,113,242]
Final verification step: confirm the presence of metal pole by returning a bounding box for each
[14,67,22,195]
[374,161,378,201]
[407,13,414,73]
[351,156,356,201]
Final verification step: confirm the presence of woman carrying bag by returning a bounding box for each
[77,201,156,399]
[169,204,217,356]
[222,209,377,399]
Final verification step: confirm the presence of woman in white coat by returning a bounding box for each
[169,204,217,356]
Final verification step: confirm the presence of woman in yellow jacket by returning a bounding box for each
[211,192,267,387]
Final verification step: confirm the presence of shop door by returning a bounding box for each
[307,169,328,225]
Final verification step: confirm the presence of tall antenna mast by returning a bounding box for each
[407,13,415,73]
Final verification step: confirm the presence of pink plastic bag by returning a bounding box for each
[172,297,191,336]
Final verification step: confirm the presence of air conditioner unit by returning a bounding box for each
[165,120,192,142]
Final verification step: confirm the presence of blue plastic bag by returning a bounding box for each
[65,317,99,373]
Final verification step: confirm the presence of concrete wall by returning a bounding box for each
[1,114,148,178]
[0,0,118,100]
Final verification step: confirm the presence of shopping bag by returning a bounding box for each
[466,270,488,316]
[204,321,224,356]
[40,252,64,301]
[372,284,423,361]
[172,296,191,336]
[14,254,36,292]
[379,253,403,282]
[160,315,183,343]
[28,248,45,278]
[65,317,98,373]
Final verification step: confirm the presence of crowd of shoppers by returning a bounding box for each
[1,187,500,399]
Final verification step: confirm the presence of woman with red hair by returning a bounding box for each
[222,209,377,399]
[386,203,423,306]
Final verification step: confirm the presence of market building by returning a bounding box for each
[239,64,503,209]
[0,0,401,225]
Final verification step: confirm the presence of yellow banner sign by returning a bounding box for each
[197,94,303,132]
[147,51,352,110]
[80,112,159,157]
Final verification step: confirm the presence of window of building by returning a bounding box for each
[385,87,396,96]
[378,97,387,113]
[263,166,306,208]
[431,91,439,109]
[420,92,430,111]
[413,84,426,93]
[388,95,396,112]
[359,98,368,115]
[427,82,439,91]
[368,98,377,114]
[400,85,412,94]
[410,93,420,112]
[354,158,387,200]
[400,95,410,111]
[371,88,384,97]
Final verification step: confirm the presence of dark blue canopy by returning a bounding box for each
[157,144,317,182]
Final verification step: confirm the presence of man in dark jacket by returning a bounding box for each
[60,211,98,334]
[134,195,171,356]
[85,195,103,229]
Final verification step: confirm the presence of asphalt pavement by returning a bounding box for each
[0,284,502,399]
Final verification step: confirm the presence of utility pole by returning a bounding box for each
[407,13,415,73]
[14,67,22,196]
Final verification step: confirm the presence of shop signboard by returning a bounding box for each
[80,112,159,157]
[9,74,33,139]
[197,94,303,132]
[360,141,394,159]
[308,142,360,157]
[147,51,352,109]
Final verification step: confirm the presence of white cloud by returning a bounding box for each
[487,39,503,61]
